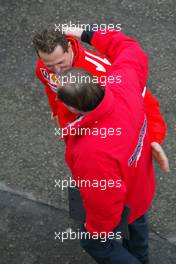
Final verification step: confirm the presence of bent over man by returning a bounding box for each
[56,28,161,264]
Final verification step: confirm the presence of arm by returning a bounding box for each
[84,29,148,94]
[144,90,169,172]
[36,63,59,127]
[44,85,58,118]
[64,28,169,172]
[144,89,166,144]
[87,30,169,172]
[65,28,148,95]
[80,29,167,142]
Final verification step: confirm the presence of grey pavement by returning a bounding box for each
[0,190,176,264]
[0,0,176,263]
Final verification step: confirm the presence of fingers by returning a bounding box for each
[151,142,170,173]
[157,151,170,173]
[52,115,60,128]
[63,27,83,38]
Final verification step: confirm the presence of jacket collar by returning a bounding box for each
[67,36,85,67]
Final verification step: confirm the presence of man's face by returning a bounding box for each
[38,43,73,73]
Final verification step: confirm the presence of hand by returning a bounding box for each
[51,113,59,128]
[63,27,84,38]
[151,142,170,173]
[51,114,63,141]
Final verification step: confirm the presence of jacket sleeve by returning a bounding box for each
[144,89,166,144]
[44,86,58,117]
[36,65,58,117]
[73,152,126,236]
[83,29,148,93]
[82,29,166,144]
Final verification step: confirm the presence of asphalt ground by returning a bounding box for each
[0,190,176,264]
[0,0,176,263]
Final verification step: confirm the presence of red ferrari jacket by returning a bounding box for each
[35,36,166,144]
[64,30,155,235]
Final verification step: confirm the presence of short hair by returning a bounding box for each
[57,69,105,112]
[32,28,69,54]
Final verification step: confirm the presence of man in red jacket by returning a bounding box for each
[33,27,169,172]
[56,28,157,264]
